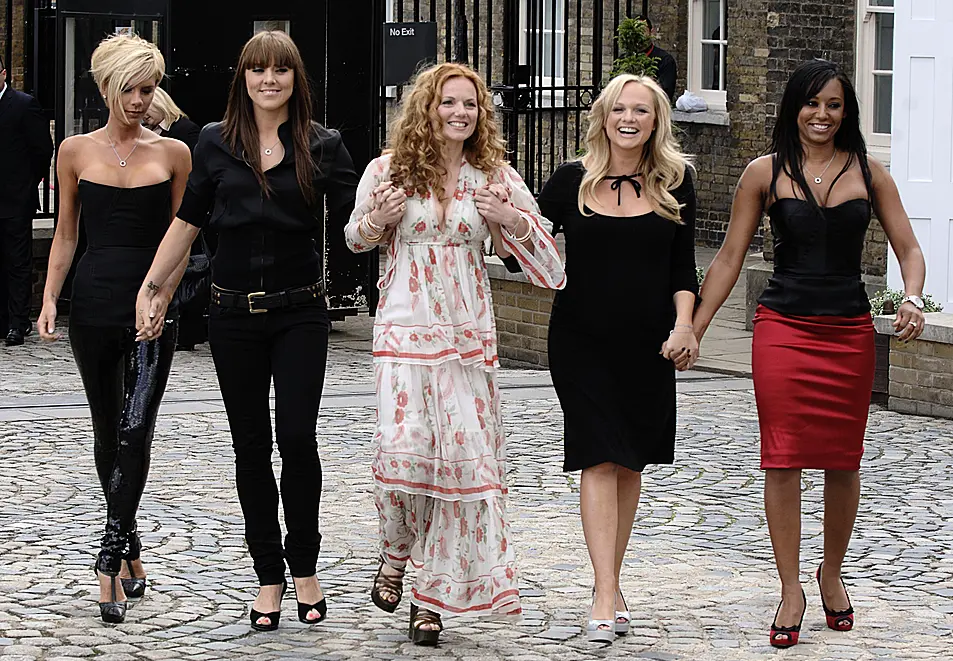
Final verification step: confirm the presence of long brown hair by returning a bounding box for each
[388,62,507,197]
[223,31,316,205]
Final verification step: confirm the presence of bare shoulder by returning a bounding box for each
[866,154,892,186]
[159,136,191,160]
[738,154,773,193]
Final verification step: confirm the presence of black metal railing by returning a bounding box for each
[377,0,649,195]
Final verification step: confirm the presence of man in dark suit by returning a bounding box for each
[0,55,54,346]
[641,16,678,105]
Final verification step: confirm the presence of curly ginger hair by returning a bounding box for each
[387,62,507,197]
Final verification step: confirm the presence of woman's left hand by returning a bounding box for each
[661,328,699,371]
[893,301,926,342]
[135,286,171,342]
[475,184,521,231]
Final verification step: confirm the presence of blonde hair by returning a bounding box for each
[387,62,507,197]
[579,74,690,222]
[150,87,186,125]
[90,34,165,124]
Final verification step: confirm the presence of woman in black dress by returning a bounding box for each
[36,34,192,623]
[693,60,925,648]
[538,74,698,643]
[135,30,357,631]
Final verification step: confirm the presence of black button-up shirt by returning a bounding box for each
[177,120,358,293]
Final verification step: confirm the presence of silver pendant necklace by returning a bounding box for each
[263,137,281,156]
[804,151,837,185]
[106,127,143,168]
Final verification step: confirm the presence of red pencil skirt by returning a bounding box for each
[752,305,875,471]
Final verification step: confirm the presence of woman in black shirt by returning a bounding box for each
[136,31,358,631]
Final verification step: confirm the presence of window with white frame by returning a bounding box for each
[687,0,727,110]
[519,0,566,106]
[855,0,894,162]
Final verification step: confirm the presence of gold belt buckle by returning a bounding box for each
[247,291,267,314]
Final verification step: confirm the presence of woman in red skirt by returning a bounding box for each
[692,60,926,647]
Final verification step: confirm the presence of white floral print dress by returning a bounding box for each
[345,154,565,617]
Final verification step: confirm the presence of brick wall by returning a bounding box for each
[488,264,554,367]
[887,335,953,419]
[0,0,28,89]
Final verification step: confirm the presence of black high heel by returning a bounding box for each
[293,576,327,624]
[120,559,147,599]
[95,567,127,624]
[121,533,146,598]
[249,580,287,632]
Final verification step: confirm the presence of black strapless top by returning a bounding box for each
[758,197,872,317]
[70,180,177,327]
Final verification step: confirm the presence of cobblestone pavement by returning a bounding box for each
[0,318,951,660]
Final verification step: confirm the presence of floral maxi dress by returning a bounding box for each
[345,154,565,617]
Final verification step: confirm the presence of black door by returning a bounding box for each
[169,1,378,316]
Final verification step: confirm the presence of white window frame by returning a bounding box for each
[687,0,727,111]
[519,0,566,107]
[385,2,396,98]
[855,0,894,164]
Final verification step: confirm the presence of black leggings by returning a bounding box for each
[70,321,177,575]
[208,302,329,586]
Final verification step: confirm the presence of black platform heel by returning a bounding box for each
[120,559,147,599]
[293,575,327,624]
[95,567,127,624]
[121,533,147,598]
[409,603,442,646]
[249,580,287,632]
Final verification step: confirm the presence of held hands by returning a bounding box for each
[893,301,926,342]
[475,183,521,232]
[37,302,59,341]
[371,181,407,228]
[660,325,699,371]
[135,282,170,342]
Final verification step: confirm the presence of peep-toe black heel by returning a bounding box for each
[249,580,287,632]
[293,576,327,624]
[95,567,127,624]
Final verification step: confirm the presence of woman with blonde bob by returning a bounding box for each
[345,62,564,645]
[37,33,192,623]
[534,74,699,643]
[143,87,201,153]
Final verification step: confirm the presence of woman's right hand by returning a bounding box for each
[37,302,59,341]
[371,181,407,228]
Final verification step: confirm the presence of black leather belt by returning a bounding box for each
[211,281,326,314]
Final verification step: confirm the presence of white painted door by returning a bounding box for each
[889,0,953,310]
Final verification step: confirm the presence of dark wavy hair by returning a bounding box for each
[770,59,873,209]
[223,31,317,206]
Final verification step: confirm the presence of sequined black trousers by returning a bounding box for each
[69,321,177,575]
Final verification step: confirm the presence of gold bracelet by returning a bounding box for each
[364,213,385,234]
[505,217,533,243]
[358,217,383,243]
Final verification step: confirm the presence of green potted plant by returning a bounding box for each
[610,18,659,79]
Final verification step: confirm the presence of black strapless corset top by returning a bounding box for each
[70,180,175,327]
[759,197,872,317]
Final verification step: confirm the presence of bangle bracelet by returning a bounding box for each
[358,218,383,243]
[505,217,533,243]
[365,214,385,233]
[673,323,693,330]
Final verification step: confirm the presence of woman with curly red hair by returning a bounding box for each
[345,62,564,644]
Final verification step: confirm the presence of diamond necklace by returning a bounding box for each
[105,127,143,168]
[804,150,837,185]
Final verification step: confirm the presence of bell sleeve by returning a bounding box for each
[495,165,566,290]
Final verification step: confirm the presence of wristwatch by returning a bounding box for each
[901,294,925,310]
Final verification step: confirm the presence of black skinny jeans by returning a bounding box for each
[70,320,177,575]
[208,302,329,586]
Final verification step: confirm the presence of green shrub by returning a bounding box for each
[696,266,705,287]
[610,18,658,80]
[869,288,943,315]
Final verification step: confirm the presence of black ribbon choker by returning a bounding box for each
[605,174,642,205]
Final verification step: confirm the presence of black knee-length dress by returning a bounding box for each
[538,162,698,472]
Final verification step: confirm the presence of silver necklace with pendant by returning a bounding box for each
[263,137,281,156]
[804,151,837,185]
[106,127,143,167]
